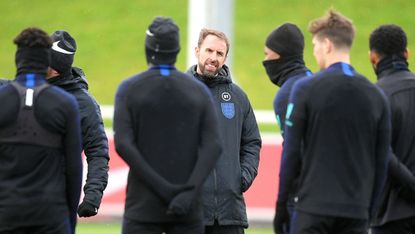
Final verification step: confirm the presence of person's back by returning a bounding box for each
[117,67,218,221]
[377,72,415,174]
[276,10,390,234]
[291,65,388,218]
[0,27,82,234]
[114,17,222,234]
[369,24,415,233]
[0,75,81,224]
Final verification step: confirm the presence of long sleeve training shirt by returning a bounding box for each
[279,62,390,219]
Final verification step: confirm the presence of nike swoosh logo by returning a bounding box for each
[52,41,75,55]
[146,29,154,37]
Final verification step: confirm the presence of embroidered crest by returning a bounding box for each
[221,92,231,101]
[221,102,235,119]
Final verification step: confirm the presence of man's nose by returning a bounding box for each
[208,52,218,61]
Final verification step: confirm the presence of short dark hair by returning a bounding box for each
[197,28,230,56]
[13,27,52,48]
[369,24,407,58]
[308,9,355,49]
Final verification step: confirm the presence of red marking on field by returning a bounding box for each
[99,136,282,215]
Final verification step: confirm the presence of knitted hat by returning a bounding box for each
[50,30,76,76]
[265,23,304,57]
[145,16,180,65]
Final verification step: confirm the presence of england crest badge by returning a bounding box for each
[221,102,235,119]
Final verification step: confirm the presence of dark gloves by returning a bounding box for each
[78,201,98,217]
[273,202,290,234]
[166,186,196,216]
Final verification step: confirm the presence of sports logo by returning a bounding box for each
[52,41,75,55]
[221,92,231,101]
[221,102,235,119]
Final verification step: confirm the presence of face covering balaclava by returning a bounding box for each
[263,23,306,87]
[263,55,306,86]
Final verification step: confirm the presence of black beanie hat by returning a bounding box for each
[50,30,76,76]
[145,16,180,65]
[265,23,304,57]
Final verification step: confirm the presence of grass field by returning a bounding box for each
[1,0,415,111]
[77,222,274,234]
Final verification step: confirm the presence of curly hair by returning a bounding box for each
[308,9,355,49]
[369,24,407,57]
[13,27,52,48]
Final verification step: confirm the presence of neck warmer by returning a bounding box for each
[375,55,409,79]
[262,55,308,87]
[15,47,50,76]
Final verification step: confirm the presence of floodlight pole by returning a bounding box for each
[187,0,234,73]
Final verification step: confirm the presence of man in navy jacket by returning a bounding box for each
[188,28,262,234]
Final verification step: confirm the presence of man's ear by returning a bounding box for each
[194,46,199,58]
[46,67,59,79]
[324,37,332,54]
[404,48,410,60]
[369,50,380,66]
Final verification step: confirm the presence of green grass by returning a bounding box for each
[1,0,414,111]
[76,222,273,234]
[77,222,121,234]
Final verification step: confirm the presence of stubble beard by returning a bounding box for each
[198,60,219,79]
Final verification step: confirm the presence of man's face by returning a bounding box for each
[312,35,327,70]
[195,34,227,77]
[263,46,281,61]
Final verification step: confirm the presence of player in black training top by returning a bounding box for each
[262,23,312,234]
[369,24,415,234]
[113,17,222,234]
[275,9,390,234]
[0,28,82,234]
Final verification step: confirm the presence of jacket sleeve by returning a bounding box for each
[113,80,185,203]
[240,93,262,193]
[78,94,109,208]
[63,96,83,233]
[277,79,308,204]
[387,87,415,197]
[388,152,415,186]
[370,95,391,217]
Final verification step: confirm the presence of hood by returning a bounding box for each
[47,67,89,91]
[187,64,232,87]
